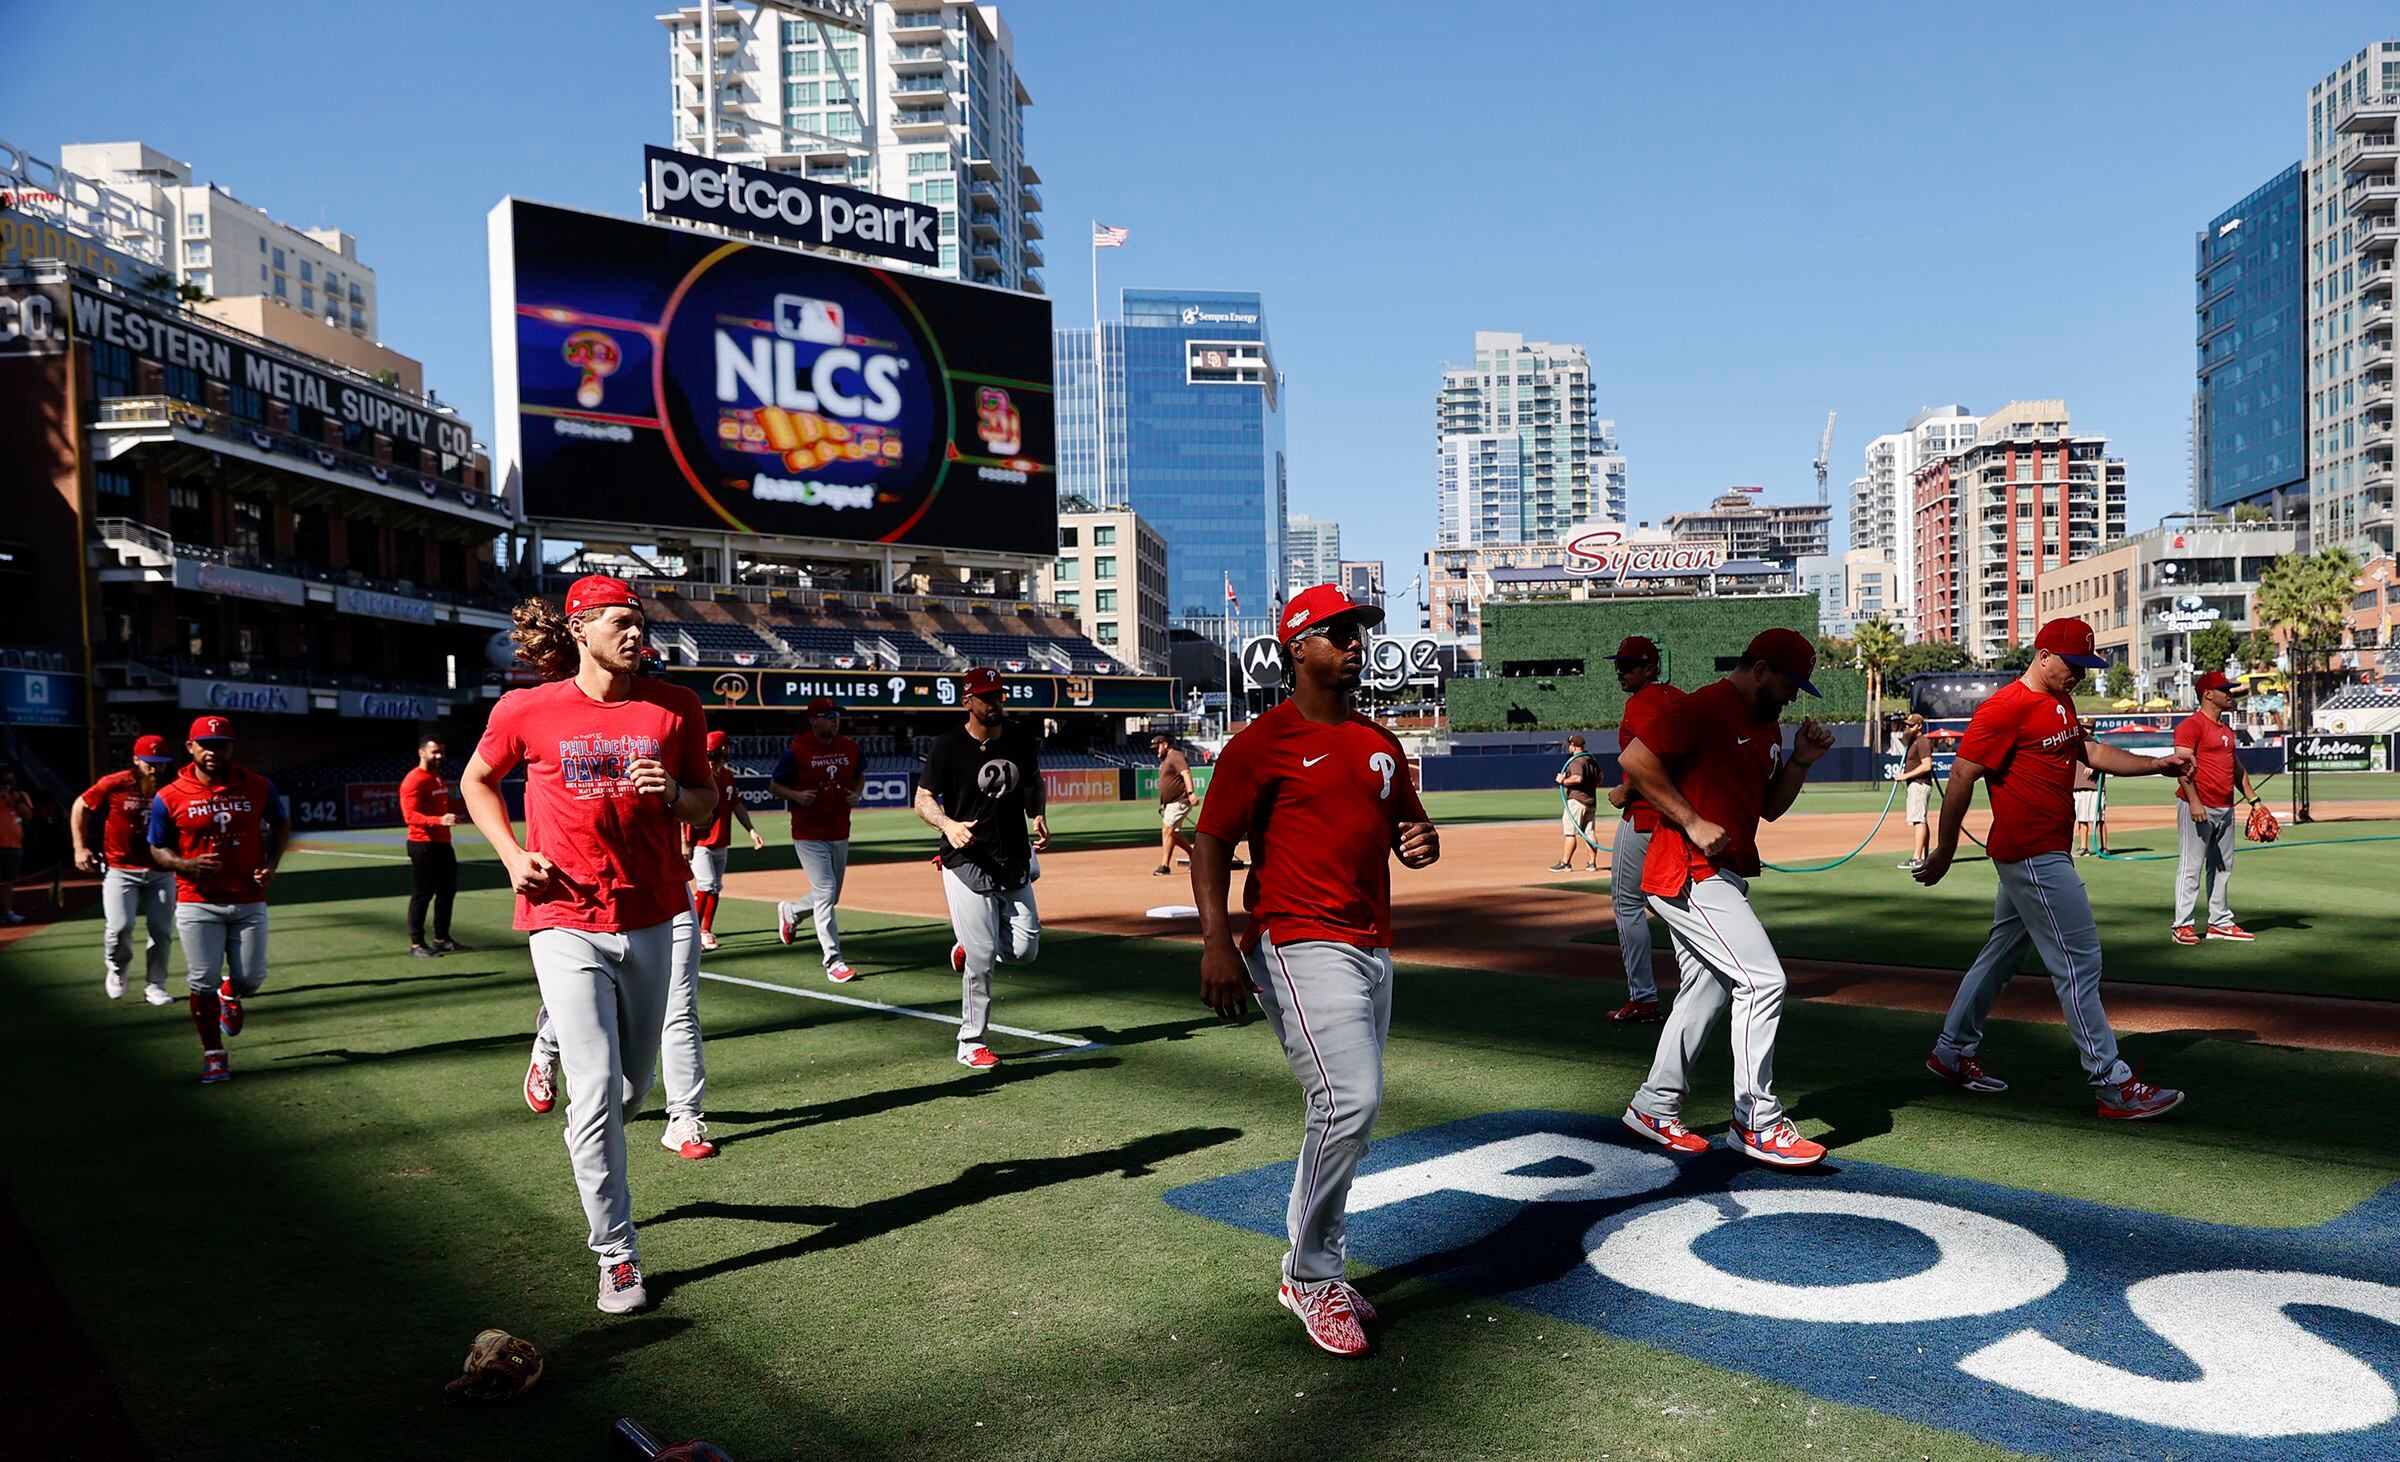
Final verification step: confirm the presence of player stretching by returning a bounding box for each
[401,734,464,958]
[1916,618,2190,1120]
[146,716,285,1085]
[772,697,863,982]
[917,669,1047,1069]
[1601,636,1684,1024]
[463,576,716,1314]
[1195,583,1440,1357]
[71,734,182,1004]
[1618,629,1834,1169]
[687,730,765,953]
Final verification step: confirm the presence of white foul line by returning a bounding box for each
[697,969,1097,1050]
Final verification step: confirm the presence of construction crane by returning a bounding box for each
[1813,410,1838,505]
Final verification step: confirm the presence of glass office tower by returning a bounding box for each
[2196,162,2307,515]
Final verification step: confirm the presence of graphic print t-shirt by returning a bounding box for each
[1959,680,2083,864]
[770,734,861,842]
[1634,679,1780,898]
[147,765,286,904]
[475,676,711,933]
[924,723,1040,889]
[82,770,160,870]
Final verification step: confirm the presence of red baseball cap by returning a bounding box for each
[2194,670,2246,698]
[705,729,730,753]
[962,667,1004,698]
[805,695,842,715]
[132,734,177,765]
[1277,583,1384,646]
[2033,618,2109,669]
[187,714,235,743]
[1608,635,1660,664]
[563,574,641,617]
[1742,628,1820,697]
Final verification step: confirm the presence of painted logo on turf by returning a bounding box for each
[1163,1110,2400,1461]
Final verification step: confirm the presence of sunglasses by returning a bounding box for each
[1292,619,1368,647]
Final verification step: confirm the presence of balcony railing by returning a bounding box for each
[94,515,515,613]
[92,397,507,516]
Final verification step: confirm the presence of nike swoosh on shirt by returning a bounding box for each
[1735,738,1751,745]
[1301,755,1329,767]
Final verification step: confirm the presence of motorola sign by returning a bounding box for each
[1240,636,1284,690]
[643,147,938,268]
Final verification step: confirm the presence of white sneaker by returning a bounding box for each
[144,985,176,1006]
[597,1259,649,1314]
[698,930,720,952]
[2,911,24,926]
[105,973,127,1000]
[660,1112,717,1159]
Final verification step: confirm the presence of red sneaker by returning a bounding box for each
[2169,925,2199,946]
[660,1113,717,1159]
[1727,1119,1826,1168]
[957,1045,1000,1070]
[950,942,966,974]
[524,1055,556,1114]
[1925,1049,2009,1093]
[825,961,857,984]
[1605,999,1663,1025]
[2097,1073,2184,1121]
[1337,1281,1379,1325]
[2205,923,2256,942]
[777,902,798,946]
[1277,1281,1369,1356]
[200,1049,230,1085]
[1621,1107,1709,1154]
[216,980,245,1037]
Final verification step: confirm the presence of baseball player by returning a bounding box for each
[771,697,863,982]
[462,575,716,1314]
[71,734,182,1003]
[687,730,766,953]
[1916,618,2191,1120]
[1151,733,1199,875]
[1550,734,1602,873]
[401,734,465,958]
[2170,670,2257,944]
[1195,582,1439,1357]
[1897,713,1935,870]
[1617,628,1834,1169]
[1602,636,1684,1023]
[916,668,1047,1069]
[145,716,286,1085]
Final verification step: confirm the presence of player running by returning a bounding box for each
[1915,618,2192,1120]
[401,734,465,958]
[1601,636,1684,1024]
[771,697,863,982]
[1617,629,1834,1169]
[2170,670,2258,944]
[687,730,766,953]
[917,669,1047,1069]
[71,734,183,1004]
[1194,583,1441,1357]
[145,716,286,1085]
[463,575,716,1314]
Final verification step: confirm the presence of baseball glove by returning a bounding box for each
[444,1328,544,1402]
[2245,801,2281,844]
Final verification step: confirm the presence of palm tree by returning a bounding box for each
[2254,546,2362,822]
[1852,616,1902,731]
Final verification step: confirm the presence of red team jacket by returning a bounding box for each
[399,767,453,845]
[147,764,286,904]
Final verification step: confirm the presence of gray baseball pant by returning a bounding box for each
[1247,931,1392,1290]
[1629,871,1789,1131]
[941,865,1039,1053]
[778,838,850,970]
[1611,823,1659,1003]
[529,920,674,1266]
[686,844,728,894]
[103,867,177,990]
[176,900,269,995]
[2173,806,2237,931]
[1935,851,2129,1088]
[534,908,704,1118]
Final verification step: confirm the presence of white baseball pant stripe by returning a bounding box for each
[529,920,674,1266]
[941,865,1039,1052]
[778,838,850,970]
[534,909,704,1117]
[102,867,177,990]
[1611,823,1659,1003]
[1936,851,2128,1087]
[1629,871,1788,1130]
[687,844,729,894]
[1248,931,1391,1289]
[2173,806,2237,931]
[176,900,268,995]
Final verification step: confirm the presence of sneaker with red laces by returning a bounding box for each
[950,942,966,974]
[524,1052,556,1114]
[1727,1119,1826,1168]
[957,1045,1000,1070]
[660,1113,717,1159]
[2170,925,2199,945]
[200,1048,230,1085]
[216,980,244,1037]
[596,1260,649,1315]
[1277,1281,1369,1356]
[1621,1107,1709,1154]
[1606,999,1663,1025]
[2205,923,2256,942]
[1925,1049,2009,1092]
[825,961,857,984]
[776,902,798,946]
[2097,1072,2184,1121]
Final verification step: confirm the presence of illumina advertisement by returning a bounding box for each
[489,198,1056,556]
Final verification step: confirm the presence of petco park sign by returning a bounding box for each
[643,146,938,268]
[1561,526,1727,583]
[1168,1111,2400,1459]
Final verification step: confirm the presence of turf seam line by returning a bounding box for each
[695,969,1100,1049]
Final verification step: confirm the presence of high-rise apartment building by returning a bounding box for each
[655,2,1044,295]
[1850,406,1978,637]
[1663,490,1830,566]
[1039,504,1168,674]
[1435,331,1626,546]
[2196,163,2307,516]
[1338,560,1385,606]
[1911,401,2127,658]
[2308,42,2400,557]
[60,141,377,339]
[1287,515,1342,589]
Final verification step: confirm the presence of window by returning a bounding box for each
[1094,556,1116,581]
[1095,621,1118,645]
[272,247,285,270]
[299,260,313,283]
[259,237,267,252]
[1093,525,1116,546]
[301,287,314,313]
[1094,589,1117,612]
[348,282,362,302]
[1054,559,1078,582]
[273,275,286,299]
[168,483,208,542]
[1059,527,1078,548]
[96,469,135,503]
[189,271,210,294]
[183,240,207,263]
[907,151,950,174]
[785,81,820,106]
[1054,590,1078,610]
[231,498,268,560]
[350,309,364,331]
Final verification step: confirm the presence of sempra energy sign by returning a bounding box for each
[643,146,938,269]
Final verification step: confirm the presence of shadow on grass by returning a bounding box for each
[704,1055,1120,1148]
[274,965,504,995]
[267,1029,533,1070]
[642,1125,1242,1298]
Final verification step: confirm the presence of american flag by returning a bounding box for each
[1223,572,1239,613]
[1092,222,1130,248]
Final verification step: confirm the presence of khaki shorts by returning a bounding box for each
[1161,799,1192,829]
[2073,788,2102,822]
[1905,781,1932,825]
[1561,799,1597,835]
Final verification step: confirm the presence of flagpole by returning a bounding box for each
[1089,220,1106,507]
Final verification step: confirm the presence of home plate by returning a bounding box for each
[1146,905,1200,919]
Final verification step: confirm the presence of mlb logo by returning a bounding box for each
[774,295,845,345]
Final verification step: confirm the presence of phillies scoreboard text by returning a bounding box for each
[668,666,1179,714]
[489,198,1056,557]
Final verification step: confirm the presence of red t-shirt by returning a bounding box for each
[81,770,160,870]
[1635,679,1782,897]
[2174,712,2239,806]
[1618,682,1687,833]
[474,677,712,933]
[772,734,861,842]
[399,767,453,844]
[147,765,286,904]
[1958,680,2083,863]
[1196,699,1429,952]
[693,766,742,848]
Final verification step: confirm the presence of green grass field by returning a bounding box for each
[9,812,2400,1460]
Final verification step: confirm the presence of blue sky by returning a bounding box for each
[14,1,2396,595]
